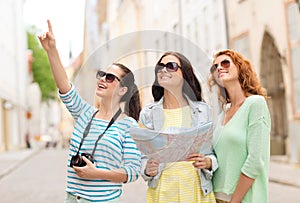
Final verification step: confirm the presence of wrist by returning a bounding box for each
[144,169,152,177]
[205,157,212,170]
[46,47,58,55]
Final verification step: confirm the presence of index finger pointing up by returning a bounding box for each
[47,19,53,33]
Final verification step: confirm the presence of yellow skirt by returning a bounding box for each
[146,162,216,203]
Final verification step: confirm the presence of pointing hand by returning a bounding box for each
[37,19,56,51]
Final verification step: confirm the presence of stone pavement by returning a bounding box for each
[269,156,300,188]
[0,148,300,192]
[0,147,41,180]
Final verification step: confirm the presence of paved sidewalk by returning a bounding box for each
[0,148,41,180]
[269,156,300,188]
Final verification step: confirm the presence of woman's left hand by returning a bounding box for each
[72,156,98,179]
[186,153,212,170]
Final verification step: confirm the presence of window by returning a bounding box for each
[232,34,251,60]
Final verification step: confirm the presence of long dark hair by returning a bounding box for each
[113,63,141,121]
[152,51,203,102]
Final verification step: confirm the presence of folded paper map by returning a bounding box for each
[130,122,213,163]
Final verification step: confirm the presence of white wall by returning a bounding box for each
[104,0,227,110]
[0,0,29,150]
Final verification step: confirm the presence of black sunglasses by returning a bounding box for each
[155,62,181,73]
[96,71,121,83]
[210,59,231,73]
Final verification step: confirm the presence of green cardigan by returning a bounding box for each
[212,95,271,203]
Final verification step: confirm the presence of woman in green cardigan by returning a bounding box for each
[209,49,271,203]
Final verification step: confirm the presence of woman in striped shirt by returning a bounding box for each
[38,20,142,202]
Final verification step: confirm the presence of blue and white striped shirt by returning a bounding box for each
[59,85,141,202]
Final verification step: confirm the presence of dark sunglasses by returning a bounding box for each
[155,62,181,73]
[96,70,121,83]
[210,59,231,73]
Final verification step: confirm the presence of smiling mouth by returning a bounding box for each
[218,72,228,78]
[98,84,106,89]
[161,76,170,79]
[159,74,171,79]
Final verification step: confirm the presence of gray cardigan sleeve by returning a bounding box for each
[139,105,164,187]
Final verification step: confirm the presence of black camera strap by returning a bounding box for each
[91,108,122,156]
[75,108,122,156]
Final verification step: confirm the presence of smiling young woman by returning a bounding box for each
[140,51,217,203]
[209,49,271,203]
[38,20,142,203]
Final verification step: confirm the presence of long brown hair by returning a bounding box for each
[114,63,141,121]
[208,49,267,106]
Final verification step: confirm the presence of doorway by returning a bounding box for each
[260,32,288,155]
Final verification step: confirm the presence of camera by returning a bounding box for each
[70,153,94,167]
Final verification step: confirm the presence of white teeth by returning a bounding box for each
[98,84,106,89]
[161,76,170,79]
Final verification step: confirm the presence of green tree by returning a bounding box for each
[27,26,57,101]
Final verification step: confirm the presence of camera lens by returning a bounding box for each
[70,154,85,167]
[70,153,94,167]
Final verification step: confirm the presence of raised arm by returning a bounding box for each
[37,20,71,94]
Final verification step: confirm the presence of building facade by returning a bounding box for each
[82,0,227,107]
[81,0,300,163]
[0,0,29,151]
[226,0,300,163]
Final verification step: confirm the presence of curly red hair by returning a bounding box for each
[208,49,267,106]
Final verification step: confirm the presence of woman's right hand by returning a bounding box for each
[37,20,56,52]
[145,158,159,177]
